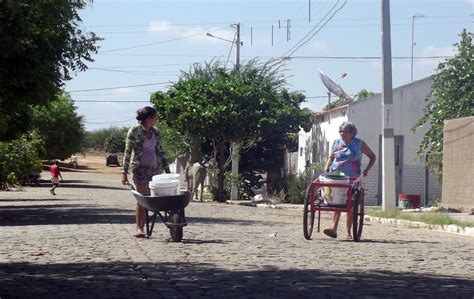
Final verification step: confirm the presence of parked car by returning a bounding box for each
[106,154,120,167]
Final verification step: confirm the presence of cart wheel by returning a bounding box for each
[303,186,316,240]
[352,189,364,242]
[169,213,183,242]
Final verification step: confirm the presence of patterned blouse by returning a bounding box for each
[330,137,362,178]
[122,124,169,174]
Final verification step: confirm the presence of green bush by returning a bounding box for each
[287,172,312,204]
[286,163,325,204]
[0,130,44,188]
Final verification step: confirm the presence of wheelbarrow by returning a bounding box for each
[131,188,192,242]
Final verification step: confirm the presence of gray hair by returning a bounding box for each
[339,121,358,136]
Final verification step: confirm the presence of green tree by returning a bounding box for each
[29,93,85,160]
[151,60,312,202]
[354,89,375,101]
[413,29,473,181]
[84,127,122,150]
[104,129,127,154]
[0,0,101,138]
[323,89,375,111]
[0,130,44,187]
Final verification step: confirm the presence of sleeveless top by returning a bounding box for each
[140,131,157,167]
[330,137,362,178]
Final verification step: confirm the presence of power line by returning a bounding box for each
[67,82,169,93]
[99,27,227,53]
[83,14,471,28]
[289,55,450,60]
[85,118,136,124]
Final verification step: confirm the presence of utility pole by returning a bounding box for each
[381,0,396,210]
[411,15,424,81]
[230,23,240,201]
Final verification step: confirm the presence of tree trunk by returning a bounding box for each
[216,140,226,202]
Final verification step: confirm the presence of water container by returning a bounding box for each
[398,194,421,209]
[149,173,180,196]
[319,173,350,205]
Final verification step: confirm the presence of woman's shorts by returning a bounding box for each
[132,165,159,185]
[51,177,60,185]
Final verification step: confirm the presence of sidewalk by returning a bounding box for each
[227,200,474,237]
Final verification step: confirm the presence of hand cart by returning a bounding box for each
[303,177,365,242]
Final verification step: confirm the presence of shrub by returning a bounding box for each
[0,130,44,188]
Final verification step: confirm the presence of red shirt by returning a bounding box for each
[50,165,59,177]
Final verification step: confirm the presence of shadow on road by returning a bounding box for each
[1,261,472,297]
[34,179,126,191]
[187,216,286,226]
[0,204,134,226]
[360,239,441,245]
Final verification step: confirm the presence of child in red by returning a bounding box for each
[49,161,63,195]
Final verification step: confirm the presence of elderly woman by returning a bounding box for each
[323,121,376,240]
[121,106,170,238]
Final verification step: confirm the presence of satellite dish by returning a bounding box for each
[317,69,353,101]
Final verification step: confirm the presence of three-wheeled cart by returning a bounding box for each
[131,189,192,242]
[303,177,365,242]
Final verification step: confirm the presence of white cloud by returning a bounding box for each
[113,87,134,94]
[308,40,329,51]
[419,45,455,67]
[147,21,236,45]
[147,21,177,33]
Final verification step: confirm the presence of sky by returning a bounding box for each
[64,0,473,131]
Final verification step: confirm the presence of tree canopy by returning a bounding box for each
[0,0,101,138]
[413,29,473,181]
[29,93,85,160]
[151,60,313,201]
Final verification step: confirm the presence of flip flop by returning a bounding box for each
[134,233,146,238]
[323,229,337,238]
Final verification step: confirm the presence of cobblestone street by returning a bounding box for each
[1,171,473,298]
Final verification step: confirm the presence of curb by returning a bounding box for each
[227,200,474,237]
[364,216,474,237]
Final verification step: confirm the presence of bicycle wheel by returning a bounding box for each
[169,212,184,242]
[303,186,316,240]
[352,189,365,242]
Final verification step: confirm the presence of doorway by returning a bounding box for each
[377,135,404,205]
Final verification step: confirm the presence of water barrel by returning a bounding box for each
[319,174,350,205]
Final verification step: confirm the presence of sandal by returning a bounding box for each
[134,233,146,238]
[323,229,337,238]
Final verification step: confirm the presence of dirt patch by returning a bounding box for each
[58,151,123,174]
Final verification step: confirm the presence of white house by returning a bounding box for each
[298,76,442,206]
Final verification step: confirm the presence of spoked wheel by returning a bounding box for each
[303,186,316,240]
[169,212,184,242]
[352,189,365,242]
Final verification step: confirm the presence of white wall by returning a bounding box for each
[298,76,442,205]
[297,108,347,174]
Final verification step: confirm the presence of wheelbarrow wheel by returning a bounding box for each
[303,186,315,240]
[352,189,364,242]
[169,213,183,242]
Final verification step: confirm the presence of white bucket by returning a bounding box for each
[149,174,180,196]
[319,174,350,205]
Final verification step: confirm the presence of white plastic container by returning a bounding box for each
[149,173,180,196]
[319,174,350,205]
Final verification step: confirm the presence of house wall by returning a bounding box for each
[441,116,474,211]
[299,76,443,206]
[297,109,347,174]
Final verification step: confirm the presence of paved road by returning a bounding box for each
[1,171,473,298]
